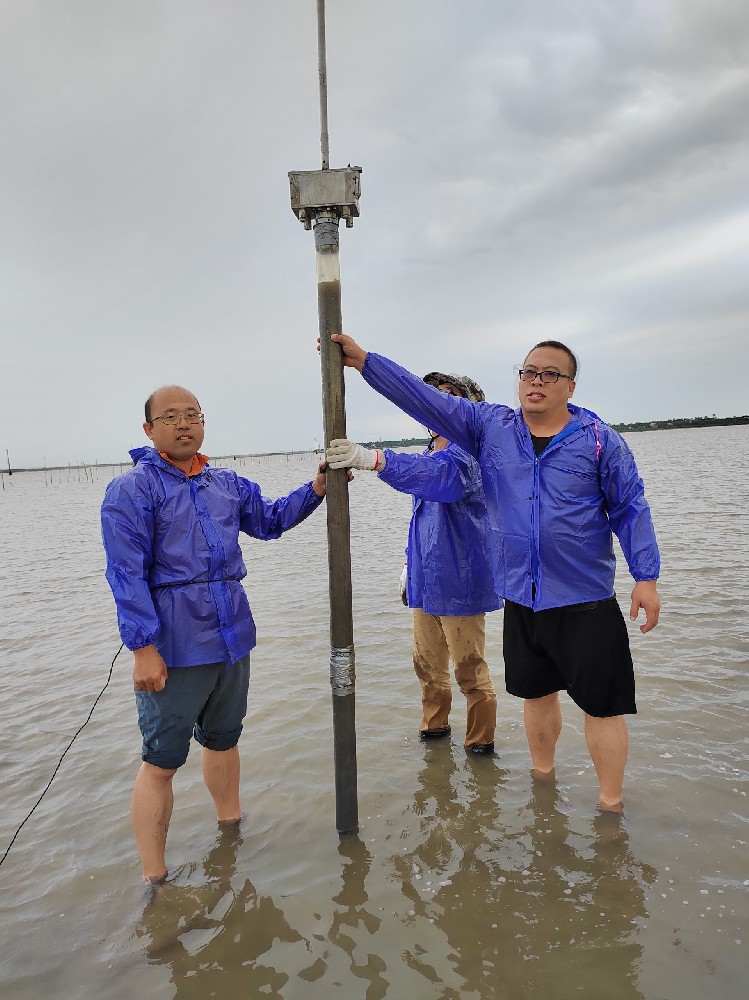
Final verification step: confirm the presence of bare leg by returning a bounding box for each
[523,693,562,773]
[585,714,628,811]
[201,745,242,823]
[131,761,176,881]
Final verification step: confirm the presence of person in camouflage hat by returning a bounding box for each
[327,373,500,755]
[423,372,485,404]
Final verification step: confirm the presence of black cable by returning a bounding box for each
[0,642,124,868]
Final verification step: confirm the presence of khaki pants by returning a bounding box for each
[412,608,497,748]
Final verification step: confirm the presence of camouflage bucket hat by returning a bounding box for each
[423,371,485,403]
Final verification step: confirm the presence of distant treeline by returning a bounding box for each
[612,415,748,432]
[7,420,746,474]
[365,418,749,447]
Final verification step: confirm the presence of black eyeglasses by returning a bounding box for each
[150,410,205,426]
[518,369,574,384]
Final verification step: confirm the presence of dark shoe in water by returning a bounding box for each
[468,742,495,755]
[419,726,451,740]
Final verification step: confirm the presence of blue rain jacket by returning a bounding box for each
[101,447,324,667]
[379,444,501,616]
[363,354,660,611]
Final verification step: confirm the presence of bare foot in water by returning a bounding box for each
[530,767,556,784]
[218,811,247,829]
[598,797,624,815]
[143,870,168,886]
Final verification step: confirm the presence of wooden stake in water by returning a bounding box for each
[288,0,361,835]
[316,211,358,835]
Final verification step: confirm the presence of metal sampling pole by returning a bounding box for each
[288,0,362,835]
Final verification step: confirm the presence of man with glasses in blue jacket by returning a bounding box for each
[101,385,327,883]
[325,336,661,813]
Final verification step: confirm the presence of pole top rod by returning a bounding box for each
[317,0,330,169]
[289,1,362,229]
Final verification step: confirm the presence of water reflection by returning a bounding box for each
[499,776,658,999]
[388,748,509,993]
[327,837,387,998]
[136,825,307,998]
[388,752,658,998]
[136,826,395,999]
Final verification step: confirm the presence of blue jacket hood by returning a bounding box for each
[128,445,205,474]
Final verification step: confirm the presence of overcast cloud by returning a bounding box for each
[2,0,747,468]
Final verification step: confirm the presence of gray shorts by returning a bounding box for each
[135,654,251,770]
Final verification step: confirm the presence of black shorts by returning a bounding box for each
[503,597,636,718]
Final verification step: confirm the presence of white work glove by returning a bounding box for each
[326,439,386,472]
[399,563,408,607]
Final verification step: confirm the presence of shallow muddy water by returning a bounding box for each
[0,426,747,998]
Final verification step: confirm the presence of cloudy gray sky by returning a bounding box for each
[2,0,747,468]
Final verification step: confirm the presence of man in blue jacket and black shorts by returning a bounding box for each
[326,335,661,813]
[101,385,326,882]
[327,372,500,755]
